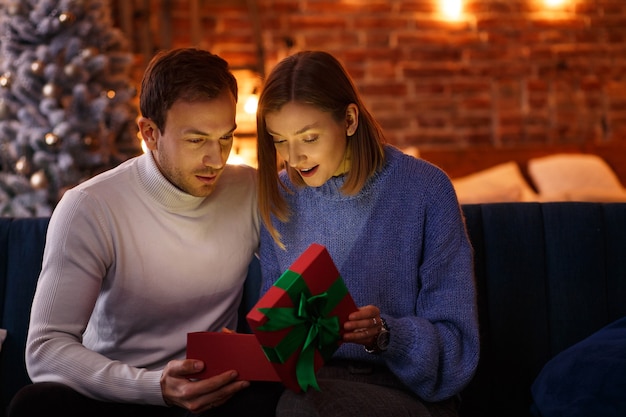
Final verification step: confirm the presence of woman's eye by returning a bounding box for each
[220,134,234,141]
[303,135,318,143]
[272,137,286,145]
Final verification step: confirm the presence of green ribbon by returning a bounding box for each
[257,270,348,391]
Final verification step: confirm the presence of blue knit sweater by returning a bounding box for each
[259,145,479,401]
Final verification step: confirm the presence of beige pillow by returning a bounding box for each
[452,161,539,204]
[528,154,625,197]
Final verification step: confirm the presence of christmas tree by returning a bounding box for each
[0,0,141,217]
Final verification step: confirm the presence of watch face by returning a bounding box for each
[377,329,390,350]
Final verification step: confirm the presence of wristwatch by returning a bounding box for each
[365,317,390,354]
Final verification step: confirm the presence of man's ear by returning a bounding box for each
[138,117,158,150]
[346,103,359,136]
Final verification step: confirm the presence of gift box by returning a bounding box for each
[186,332,280,381]
[246,243,357,393]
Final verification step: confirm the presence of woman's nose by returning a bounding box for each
[287,143,304,166]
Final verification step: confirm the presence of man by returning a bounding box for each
[8,48,281,417]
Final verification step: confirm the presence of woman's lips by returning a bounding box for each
[299,166,319,177]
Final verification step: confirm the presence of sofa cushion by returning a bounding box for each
[530,316,626,417]
[452,161,539,204]
[528,154,626,202]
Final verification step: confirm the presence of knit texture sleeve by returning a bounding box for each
[381,164,479,401]
[26,188,166,404]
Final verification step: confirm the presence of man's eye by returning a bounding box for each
[220,134,234,141]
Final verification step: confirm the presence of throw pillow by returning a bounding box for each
[530,316,626,417]
[451,161,538,204]
[528,154,626,197]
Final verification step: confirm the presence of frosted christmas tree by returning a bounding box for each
[0,0,141,217]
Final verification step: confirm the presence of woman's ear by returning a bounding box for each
[345,103,359,136]
[138,117,158,150]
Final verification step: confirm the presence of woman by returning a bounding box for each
[256,50,479,417]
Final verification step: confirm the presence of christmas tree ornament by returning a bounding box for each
[15,156,31,175]
[81,47,100,59]
[59,12,76,26]
[5,1,22,16]
[42,83,61,99]
[83,135,100,151]
[0,72,12,88]
[64,63,79,78]
[44,132,61,147]
[30,61,45,76]
[30,170,48,189]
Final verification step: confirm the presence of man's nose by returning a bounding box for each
[202,141,224,167]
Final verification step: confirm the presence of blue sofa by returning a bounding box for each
[2,202,626,417]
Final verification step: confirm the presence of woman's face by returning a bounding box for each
[264,101,358,187]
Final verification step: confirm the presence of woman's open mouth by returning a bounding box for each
[299,166,318,177]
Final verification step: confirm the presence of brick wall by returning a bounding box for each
[123,0,626,149]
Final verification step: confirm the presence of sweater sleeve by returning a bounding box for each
[382,168,479,402]
[25,189,166,405]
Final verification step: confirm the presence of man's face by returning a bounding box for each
[139,90,237,197]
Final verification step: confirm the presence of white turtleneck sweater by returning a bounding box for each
[26,152,259,405]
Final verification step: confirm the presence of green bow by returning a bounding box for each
[257,270,348,391]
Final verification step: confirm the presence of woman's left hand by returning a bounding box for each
[342,305,382,346]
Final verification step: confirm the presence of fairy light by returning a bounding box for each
[544,0,567,7]
[243,94,258,115]
[441,0,463,21]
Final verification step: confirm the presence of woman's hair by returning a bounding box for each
[139,48,238,133]
[257,50,386,247]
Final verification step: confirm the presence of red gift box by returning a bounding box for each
[186,332,280,381]
[246,243,358,393]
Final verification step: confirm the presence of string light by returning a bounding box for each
[244,94,258,115]
[441,0,463,21]
[544,0,567,7]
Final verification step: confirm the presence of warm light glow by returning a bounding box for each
[441,0,463,21]
[243,95,258,115]
[544,0,567,7]
[227,152,247,166]
[227,138,257,167]
[232,69,262,135]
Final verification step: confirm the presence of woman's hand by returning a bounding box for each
[160,359,250,414]
[342,305,382,346]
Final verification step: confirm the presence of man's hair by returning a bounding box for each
[139,48,238,132]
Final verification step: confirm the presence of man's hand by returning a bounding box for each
[161,359,250,414]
